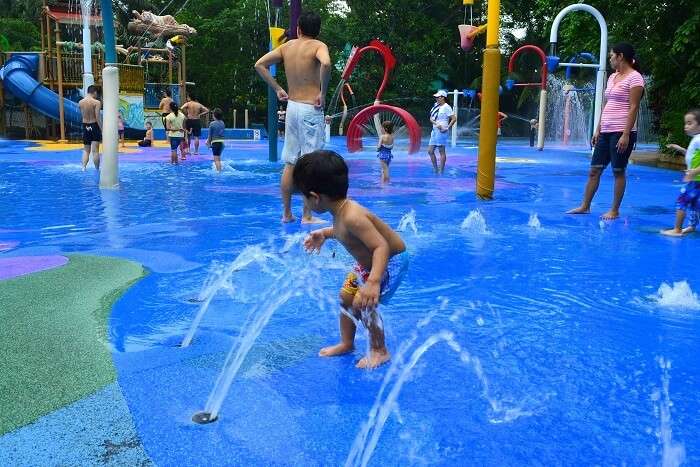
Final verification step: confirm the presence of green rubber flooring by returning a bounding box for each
[0,255,146,435]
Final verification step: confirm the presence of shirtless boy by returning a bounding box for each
[181,94,209,154]
[295,150,409,368]
[254,10,331,223]
[159,90,173,137]
[78,85,102,171]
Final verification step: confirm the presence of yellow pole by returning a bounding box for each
[475,0,501,200]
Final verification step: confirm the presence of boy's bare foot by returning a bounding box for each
[601,210,619,220]
[682,226,696,234]
[566,206,590,214]
[661,228,684,237]
[301,216,327,224]
[356,349,391,369]
[319,343,354,357]
[281,214,296,223]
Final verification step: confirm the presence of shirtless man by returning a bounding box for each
[78,85,102,171]
[159,90,173,139]
[181,94,209,155]
[254,10,331,223]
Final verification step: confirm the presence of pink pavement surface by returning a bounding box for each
[0,255,69,281]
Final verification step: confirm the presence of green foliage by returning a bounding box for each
[0,18,40,51]
[0,0,697,144]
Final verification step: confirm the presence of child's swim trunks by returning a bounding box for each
[377,145,393,164]
[677,182,700,227]
[341,251,408,304]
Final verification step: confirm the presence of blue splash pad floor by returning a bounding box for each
[0,137,697,465]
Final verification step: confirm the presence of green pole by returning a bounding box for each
[100,0,117,64]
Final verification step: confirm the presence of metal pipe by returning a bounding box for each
[451,89,458,147]
[80,0,94,95]
[99,0,119,188]
[549,3,607,138]
[559,62,600,69]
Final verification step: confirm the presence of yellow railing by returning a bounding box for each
[42,53,144,94]
[118,63,144,94]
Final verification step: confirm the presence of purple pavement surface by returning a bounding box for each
[0,255,69,281]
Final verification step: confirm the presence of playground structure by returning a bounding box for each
[330,39,422,154]
[547,3,608,141]
[505,45,548,150]
[0,1,194,143]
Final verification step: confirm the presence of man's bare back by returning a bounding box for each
[333,201,406,271]
[79,96,100,124]
[159,97,172,114]
[278,38,326,104]
[182,101,207,119]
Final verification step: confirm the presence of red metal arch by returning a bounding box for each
[340,39,396,102]
[507,45,548,90]
[346,104,422,154]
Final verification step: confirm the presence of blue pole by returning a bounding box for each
[100,0,117,64]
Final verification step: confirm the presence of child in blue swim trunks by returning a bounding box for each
[662,109,700,236]
[377,120,394,183]
[295,150,408,369]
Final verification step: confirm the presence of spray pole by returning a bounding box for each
[99,0,119,188]
[475,0,501,199]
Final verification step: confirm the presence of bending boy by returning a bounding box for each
[295,150,408,368]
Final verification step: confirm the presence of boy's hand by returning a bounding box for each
[304,229,326,253]
[684,169,698,182]
[354,280,380,312]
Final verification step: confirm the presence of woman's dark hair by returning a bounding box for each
[612,43,640,71]
[298,10,321,38]
[687,109,700,126]
[163,89,171,97]
[382,120,394,133]
[293,150,348,200]
[213,108,223,121]
[169,101,179,115]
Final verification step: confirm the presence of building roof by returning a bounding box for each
[45,7,103,27]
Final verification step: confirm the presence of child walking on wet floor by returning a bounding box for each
[661,109,700,236]
[295,150,409,369]
[206,108,225,172]
[377,121,394,183]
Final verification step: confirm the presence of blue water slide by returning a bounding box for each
[0,53,82,126]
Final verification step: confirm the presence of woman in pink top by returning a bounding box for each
[567,43,645,220]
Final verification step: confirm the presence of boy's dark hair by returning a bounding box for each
[382,120,394,133]
[145,121,152,127]
[87,85,98,95]
[293,150,348,200]
[298,10,321,38]
[164,89,171,97]
[687,109,700,125]
[213,108,223,120]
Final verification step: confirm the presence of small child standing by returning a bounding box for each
[206,108,226,172]
[117,113,126,148]
[661,109,700,236]
[377,121,394,183]
[295,150,408,369]
[138,121,153,147]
